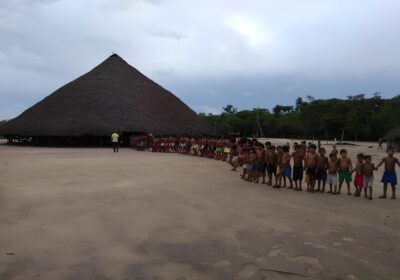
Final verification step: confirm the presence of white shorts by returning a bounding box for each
[327,173,337,185]
[232,156,238,165]
[363,176,373,188]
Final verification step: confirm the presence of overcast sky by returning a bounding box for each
[1,0,399,119]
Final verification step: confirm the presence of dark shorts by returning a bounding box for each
[293,165,303,181]
[306,168,317,180]
[254,161,266,172]
[267,164,277,174]
[317,170,327,181]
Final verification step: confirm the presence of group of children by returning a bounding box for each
[130,135,399,200]
[233,140,399,200]
[130,135,232,159]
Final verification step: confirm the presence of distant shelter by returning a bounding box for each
[0,54,211,146]
[385,127,400,151]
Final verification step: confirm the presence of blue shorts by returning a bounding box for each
[381,171,397,186]
[244,163,253,170]
[281,166,292,178]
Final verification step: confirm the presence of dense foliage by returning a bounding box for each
[201,94,400,141]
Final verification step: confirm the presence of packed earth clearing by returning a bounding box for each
[0,141,399,280]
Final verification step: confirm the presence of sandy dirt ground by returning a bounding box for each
[0,140,399,280]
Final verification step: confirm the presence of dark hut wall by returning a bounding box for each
[384,127,400,150]
[1,54,211,145]
[5,134,137,146]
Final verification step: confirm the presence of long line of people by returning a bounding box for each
[130,135,399,200]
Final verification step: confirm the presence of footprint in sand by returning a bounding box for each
[342,237,355,242]
[304,241,327,249]
[238,263,257,278]
[268,249,281,257]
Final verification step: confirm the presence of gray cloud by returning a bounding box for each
[147,29,186,40]
[0,0,399,119]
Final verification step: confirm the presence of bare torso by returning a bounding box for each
[338,157,352,172]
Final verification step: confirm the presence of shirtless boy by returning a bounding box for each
[327,153,338,194]
[337,149,353,195]
[305,144,319,192]
[248,148,257,182]
[266,146,277,186]
[316,148,329,192]
[280,145,293,189]
[274,146,283,188]
[352,153,364,197]
[362,155,377,200]
[241,148,250,180]
[292,145,304,191]
[376,147,400,199]
[254,144,266,184]
[230,145,239,171]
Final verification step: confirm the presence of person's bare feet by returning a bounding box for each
[378,195,386,199]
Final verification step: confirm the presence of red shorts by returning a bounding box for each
[354,175,363,188]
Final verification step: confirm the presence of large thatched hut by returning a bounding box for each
[1,54,211,145]
[385,127,400,150]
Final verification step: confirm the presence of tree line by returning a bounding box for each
[200,93,400,141]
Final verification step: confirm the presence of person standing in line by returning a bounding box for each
[111,132,119,152]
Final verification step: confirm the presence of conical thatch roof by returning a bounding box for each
[1,54,211,136]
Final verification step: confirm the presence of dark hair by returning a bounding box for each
[387,146,394,152]
[266,141,271,146]
[319,147,326,152]
[357,153,364,159]
[340,149,347,154]
[271,145,276,150]
[282,146,289,152]
[309,144,316,149]
[329,153,336,159]
[364,155,371,160]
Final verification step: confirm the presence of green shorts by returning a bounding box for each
[339,171,352,183]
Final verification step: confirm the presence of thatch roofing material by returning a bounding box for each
[1,54,211,136]
[385,127,400,141]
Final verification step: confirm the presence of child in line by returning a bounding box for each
[254,144,266,184]
[274,146,283,188]
[352,153,364,197]
[248,149,257,182]
[241,148,251,180]
[316,148,329,192]
[230,145,239,171]
[377,147,400,199]
[337,149,353,195]
[327,153,338,194]
[305,144,319,193]
[362,155,377,200]
[292,144,305,191]
[280,145,293,189]
[266,146,277,186]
